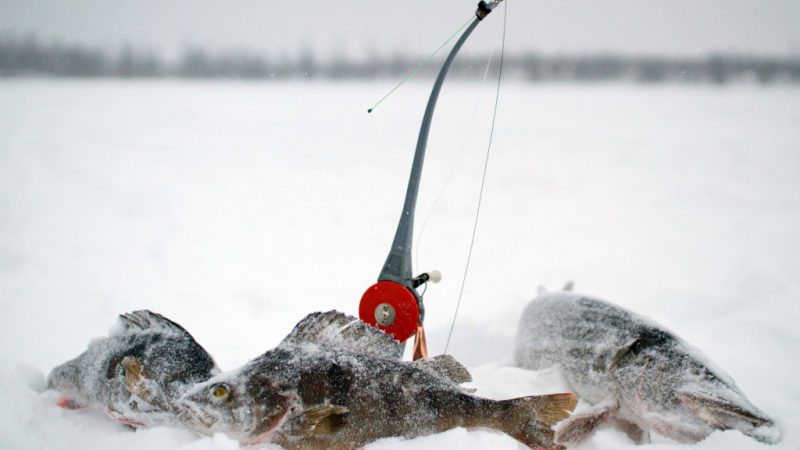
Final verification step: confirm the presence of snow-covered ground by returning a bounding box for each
[1,79,798,449]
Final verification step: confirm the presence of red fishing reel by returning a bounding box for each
[359,281,420,342]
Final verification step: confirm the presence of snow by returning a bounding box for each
[1,79,799,449]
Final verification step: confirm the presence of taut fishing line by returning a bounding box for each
[444,0,508,355]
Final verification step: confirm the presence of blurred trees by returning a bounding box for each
[1,33,798,84]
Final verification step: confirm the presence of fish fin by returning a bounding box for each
[121,356,151,400]
[412,354,472,384]
[298,405,350,435]
[121,356,144,388]
[608,329,673,376]
[494,393,577,450]
[562,281,574,292]
[608,337,640,374]
[678,388,781,444]
[554,399,616,446]
[57,395,85,409]
[121,356,170,410]
[279,310,402,359]
[117,310,192,338]
[116,311,216,372]
[611,417,650,444]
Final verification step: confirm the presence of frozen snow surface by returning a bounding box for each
[1,79,799,449]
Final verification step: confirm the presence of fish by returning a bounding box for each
[513,289,782,446]
[47,310,220,428]
[176,310,577,449]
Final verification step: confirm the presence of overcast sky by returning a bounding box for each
[2,0,799,57]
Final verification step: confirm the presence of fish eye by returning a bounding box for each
[210,383,230,401]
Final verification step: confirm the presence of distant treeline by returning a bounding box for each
[2,34,799,84]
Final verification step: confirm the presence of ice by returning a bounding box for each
[1,80,799,449]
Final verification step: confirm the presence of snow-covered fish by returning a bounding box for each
[514,291,781,446]
[177,310,577,449]
[47,310,219,428]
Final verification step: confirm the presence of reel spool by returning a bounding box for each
[359,281,419,342]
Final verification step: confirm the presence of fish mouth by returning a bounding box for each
[239,398,296,446]
[177,402,219,431]
[241,410,289,446]
[105,406,148,428]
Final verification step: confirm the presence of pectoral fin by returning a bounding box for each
[299,405,350,435]
[608,338,640,375]
[554,398,618,446]
[121,356,146,395]
[120,356,170,410]
[612,417,650,444]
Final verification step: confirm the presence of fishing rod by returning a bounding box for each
[359,0,505,360]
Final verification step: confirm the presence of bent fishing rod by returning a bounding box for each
[359,0,505,360]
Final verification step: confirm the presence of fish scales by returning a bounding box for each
[270,347,470,446]
[47,310,220,427]
[514,291,781,445]
[178,310,576,449]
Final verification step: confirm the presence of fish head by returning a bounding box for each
[177,371,291,443]
[636,377,779,444]
[47,360,81,393]
[675,364,781,446]
[610,353,721,442]
[612,339,780,444]
[47,359,90,407]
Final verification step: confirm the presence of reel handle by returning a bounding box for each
[412,270,442,288]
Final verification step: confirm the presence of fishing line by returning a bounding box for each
[367,15,474,114]
[419,280,428,298]
[444,0,508,355]
[414,50,496,271]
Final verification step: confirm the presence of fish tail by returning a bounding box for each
[489,393,577,450]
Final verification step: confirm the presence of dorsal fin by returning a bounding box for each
[114,310,192,338]
[608,337,640,374]
[412,354,472,384]
[279,310,402,359]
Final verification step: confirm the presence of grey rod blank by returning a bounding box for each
[379,17,482,289]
